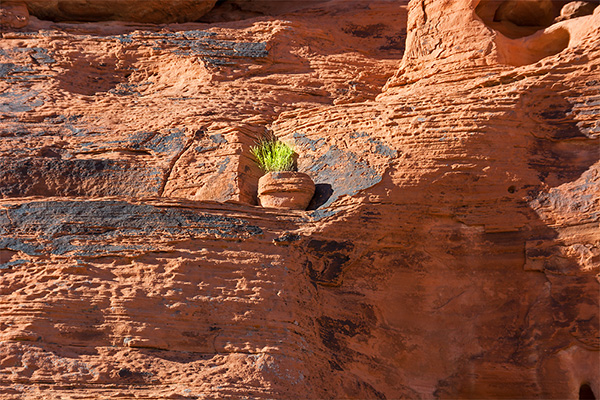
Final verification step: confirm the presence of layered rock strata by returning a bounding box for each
[0,0,598,399]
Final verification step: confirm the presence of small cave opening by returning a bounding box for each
[494,0,557,27]
[580,384,596,400]
[476,0,556,39]
[474,0,592,65]
[475,0,598,39]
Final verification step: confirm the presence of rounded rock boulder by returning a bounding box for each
[257,172,315,211]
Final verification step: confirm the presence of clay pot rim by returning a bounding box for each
[260,171,311,178]
[257,171,316,210]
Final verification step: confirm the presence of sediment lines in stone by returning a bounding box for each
[0,0,598,399]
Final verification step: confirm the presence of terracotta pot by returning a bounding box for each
[257,172,315,210]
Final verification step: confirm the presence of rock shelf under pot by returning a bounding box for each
[251,136,315,210]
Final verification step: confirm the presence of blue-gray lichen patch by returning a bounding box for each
[0,63,35,77]
[0,259,28,270]
[305,145,382,206]
[159,30,268,66]
[195,133,227,153]
[146,128,186,155]
[0,47,55,83]
[293,131,397,211]
[367,137,397,158]
[0,89,44,114]
[78,131,155,153]
[209,134,227,144]
[30,47,56,64]
[0,238,41,256]
[108,82,151,96]
[0,200,263,257]
[217,157,230,174]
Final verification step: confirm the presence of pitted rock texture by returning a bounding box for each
[0,0,598,399]
[0,2,29,29]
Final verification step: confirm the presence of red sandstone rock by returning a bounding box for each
[557,0,599,21]
[493,0,556,26]
[0,0,598,399]
[199,0,331,22]
[257,171,315,210]
[23,0,217,23]
[0,2,29,29]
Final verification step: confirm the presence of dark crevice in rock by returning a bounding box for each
[580,384,597,400]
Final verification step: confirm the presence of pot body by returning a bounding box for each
[257,172,315,210]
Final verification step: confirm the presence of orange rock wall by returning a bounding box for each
[0,0,598,399]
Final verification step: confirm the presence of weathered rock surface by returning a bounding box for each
[0,2,29,29]
[22,0,218,23]
[557,1,600,21]
[257,172,315,210]
[0,0,598,399]
[493,0,557,26]
[199,0,332,23]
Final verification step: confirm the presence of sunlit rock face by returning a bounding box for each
[0,0,598,399]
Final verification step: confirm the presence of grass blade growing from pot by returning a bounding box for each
[250,137,295,172]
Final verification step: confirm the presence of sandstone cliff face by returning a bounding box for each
[23,0,218,23]
[0,1,598,399]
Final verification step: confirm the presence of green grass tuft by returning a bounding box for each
[250,136,295,172]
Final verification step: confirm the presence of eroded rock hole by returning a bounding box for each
[475,0,557,38]
[580,384,596,400]
[476,1,598,39]
[475,0,589,65]
[493,0,557,26]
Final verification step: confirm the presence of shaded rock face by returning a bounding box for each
[493,0,557,26]
[558,1,600,21]
[199,0,333,22]
[23,0,218,23]
[0,0,599,399]
[17,0,333,24]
